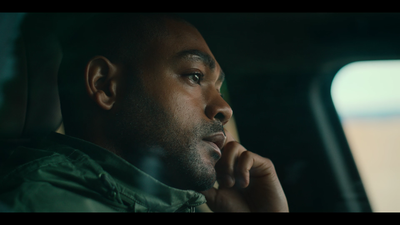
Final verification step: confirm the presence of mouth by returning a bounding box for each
[202,132,226,156]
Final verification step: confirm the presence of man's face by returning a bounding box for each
[112,18,232,191]
[110,17,232,191]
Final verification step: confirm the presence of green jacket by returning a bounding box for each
[0,132,206,212]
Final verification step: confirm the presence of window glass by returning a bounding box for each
[331,60,400,212]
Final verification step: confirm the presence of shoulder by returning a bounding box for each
[0,181,119,212]
[0,143,123,212]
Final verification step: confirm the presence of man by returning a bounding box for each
[0,13,288,212]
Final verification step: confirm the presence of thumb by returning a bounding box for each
[199,187,218,211]
[199,187,217,203]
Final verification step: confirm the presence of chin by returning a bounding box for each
[162,139,220,191]
[185,165,217,192]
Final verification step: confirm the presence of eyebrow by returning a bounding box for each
[174,49,225,84]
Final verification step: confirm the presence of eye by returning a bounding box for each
[186,73,204,85]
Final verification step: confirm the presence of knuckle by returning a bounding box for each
[261,157,274,168]
[224,140,241,150]
[240,150,252,157]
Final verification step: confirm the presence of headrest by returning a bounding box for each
[0,13,62,141]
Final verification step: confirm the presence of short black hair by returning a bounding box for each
[56,13,179,134]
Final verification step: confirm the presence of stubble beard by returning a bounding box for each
[111,86,222,191]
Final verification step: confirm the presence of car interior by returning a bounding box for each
[1,12,400,212]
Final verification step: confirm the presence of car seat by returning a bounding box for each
[0,13,63,161]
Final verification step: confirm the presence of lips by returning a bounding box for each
[202,132,226,153]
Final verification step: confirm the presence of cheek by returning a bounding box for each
[169,90,206,125]
[140,71,207,126]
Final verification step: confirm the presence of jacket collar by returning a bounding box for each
[47,132,206,212]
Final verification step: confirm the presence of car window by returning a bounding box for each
[331,60,400,212]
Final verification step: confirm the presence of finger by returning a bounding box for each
[199,187,217,203]
[217,139,249,188]
[235,150,253,188]
[199,186,251,212]
[236,150,280,188]
[216,141,240,188]
[199,187,220,212]
[223,128,236,143]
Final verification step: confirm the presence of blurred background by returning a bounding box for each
[332,60,400,212]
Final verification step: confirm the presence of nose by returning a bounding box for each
[205,91,233,125]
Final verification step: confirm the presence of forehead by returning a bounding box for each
[137,17,224,82]
[157,18,217,61]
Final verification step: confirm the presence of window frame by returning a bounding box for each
[309,59,375,212]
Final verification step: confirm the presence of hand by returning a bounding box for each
[200,129,289,212]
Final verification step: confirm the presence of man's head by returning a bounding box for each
[58,13,232,191]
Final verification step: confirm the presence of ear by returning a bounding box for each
[85,56,119,110]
